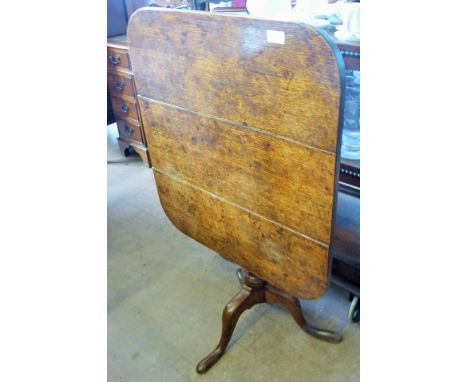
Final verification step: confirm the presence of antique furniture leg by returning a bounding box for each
[196,270,265,374]
[264,284,342,343]
[117,138,130,157]
[196,269,342,374]
[131,145,151,168]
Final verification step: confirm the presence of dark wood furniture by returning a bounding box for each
[197,268,341,372]
[107,35,151,167]
[333,36,360,321]
[128,8,346,372]
[331,189,359,320]
[336,39,360,190]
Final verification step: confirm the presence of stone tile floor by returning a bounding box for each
[107,124,359,381]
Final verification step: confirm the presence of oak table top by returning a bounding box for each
[128,8,345,299]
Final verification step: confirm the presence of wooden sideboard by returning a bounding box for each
[107,35,151,167]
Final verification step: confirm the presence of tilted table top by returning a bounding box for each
[128,8,344,299]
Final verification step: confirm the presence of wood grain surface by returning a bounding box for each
[128,9,344,299]
[141,99,335,244]
[107,70,136,99]
[107,46,131,71]
[128,9,341,152]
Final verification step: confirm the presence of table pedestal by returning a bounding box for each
[196,269,343,374]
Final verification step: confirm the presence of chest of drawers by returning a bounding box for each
[108,35,151,167]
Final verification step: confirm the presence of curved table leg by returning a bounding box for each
[196,269,342,373]
[265,285,343,344]
[196,285,260,374]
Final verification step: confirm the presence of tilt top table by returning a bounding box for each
[128,8,345,373]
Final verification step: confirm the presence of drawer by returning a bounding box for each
[107,71,135,98]
[110,95,139,122]
[117,119,144,145]
[107,47,131,71]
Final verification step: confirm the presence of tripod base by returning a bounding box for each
[196,269,342,374]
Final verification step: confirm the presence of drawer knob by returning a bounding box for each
[113,80,125,91]
[109,55,120,65]
[120,103,129,113]
[124,125,134,136]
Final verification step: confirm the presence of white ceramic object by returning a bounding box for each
[335,1,360,39]
[335,27,360,43]
[293,0,329,18]
[246,0,293,20]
